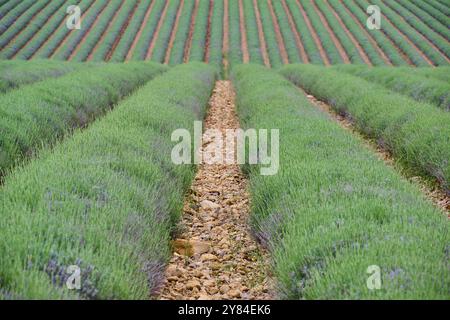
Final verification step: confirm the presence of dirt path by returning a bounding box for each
[302,91,449,215]
[310,0,350,64]
[183,0,199,63]
[324,0,372,65]
[164,0,185,64]
[267,0,289,65]
[340,1,392,65]
[383,0,450,64]
[105,0,140,61]
[86,0,126,61]
[11,0,64,59]
[253,0,270,67]
[203,0,213,63]
[125,0,155,61]
[295,0,330,65]
[222,0,229,72]
[159,81,272,300]
[281,0,309,63]
[145,0,170,60]
[238,0,250,63]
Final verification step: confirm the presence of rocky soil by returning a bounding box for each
[159,81,273,300]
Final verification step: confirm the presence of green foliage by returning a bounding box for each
[300,0,342,64]
[333,65,450,110]
[284,0,323,64]
[374,0,449,65]
[33,0,94,59]
[280,64,450,193]
[188,0,209,62]
[151,0,181,63]
[228,0,242,67]
[131,0,166,61]
[0,63,216,299]
[109,0,152,62]
[242,0,263,65]
[341,0,408,66]
[233,64,449,299]
[69,0,123,62]
[0,62,167,175]
[168,0,196,65]
[0,59,84,93]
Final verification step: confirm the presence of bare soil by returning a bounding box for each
[239,0,250,63]
[159,81,273,300]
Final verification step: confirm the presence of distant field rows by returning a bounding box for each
[1,0,449,69]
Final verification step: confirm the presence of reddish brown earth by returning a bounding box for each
[340,0,392,65]
[49,1,96,59]
[11,0,64,59]
[164,0,185,64]
[86,0,126,61]
[203,0,214,63]
[324,0,372,65]
[145,0,170,60]
[238,0,249,63]
[267,0,289,65]
[295,0,330,65]
[159,81,273,300]
[125,0,156,61]
[222,0,229,70]
[383,0,450,64]
[281,0,309,63]
[311,0,350,64]
[183,0,200,63]
[105,0,141,61]
[253,0,270,67]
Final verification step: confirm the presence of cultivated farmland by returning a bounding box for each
[0,0,449,302]
[0,0,449,70]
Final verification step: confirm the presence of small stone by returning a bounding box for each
[191,240,211,255]
[219,284,230,294]
[197,294,210,300]
[201,253,218,261]
[200,200,220,210]
[228,289,241,298]
[210,262,221,270]
[186,280,201,290]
